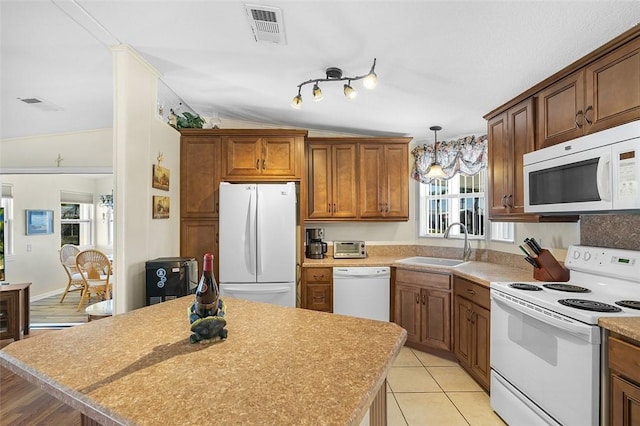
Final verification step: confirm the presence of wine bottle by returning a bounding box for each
[194,253,219,318]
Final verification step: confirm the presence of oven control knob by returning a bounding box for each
[583,251,591,261]
[572,250,581,260]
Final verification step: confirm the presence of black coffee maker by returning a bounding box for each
[305,228,328,259]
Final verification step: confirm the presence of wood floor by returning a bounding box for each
[1,330,82,425]
[30,293,91,325]
[1,294,90,425]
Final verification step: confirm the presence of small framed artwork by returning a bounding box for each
[152,165,170,191]
[152,196,170,219]
[26,210,54,235]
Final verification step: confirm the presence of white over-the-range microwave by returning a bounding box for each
[524,120,640,214]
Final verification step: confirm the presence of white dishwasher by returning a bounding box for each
[333,267,390,321]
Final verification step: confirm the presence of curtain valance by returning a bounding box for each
[411,134,488,184]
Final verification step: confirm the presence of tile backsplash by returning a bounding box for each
[580,214,640,251]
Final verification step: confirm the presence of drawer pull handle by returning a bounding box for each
[256,159,260,169]
[313,274,324,280]
[467,289,476,295]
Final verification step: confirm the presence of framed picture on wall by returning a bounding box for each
[152,196,170,219]
[152,165,170,191]
[26,209,54,235]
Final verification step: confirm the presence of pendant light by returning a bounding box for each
[426,126,446,179]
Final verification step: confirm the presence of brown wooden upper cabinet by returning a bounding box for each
[222,135,299,179]
[306,141,357,219]
[359,142,409,220]
[305,137,411,221]
[487,98,535,220]
[180,134,221,218]
[537,36,640,149]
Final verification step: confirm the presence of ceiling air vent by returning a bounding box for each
[244,4,286,45]
[18,97,63,112]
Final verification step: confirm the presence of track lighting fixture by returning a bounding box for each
[291,58,377,109]
[426,126,446,179]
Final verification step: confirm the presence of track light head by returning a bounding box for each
[312,83,324,101]
[344,81,357,99]
[291,93,302,109]
[363,58,378,89]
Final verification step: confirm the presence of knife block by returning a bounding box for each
[533,249,570,282]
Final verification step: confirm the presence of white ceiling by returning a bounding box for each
[2,1,639,144]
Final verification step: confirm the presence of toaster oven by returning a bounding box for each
[333,241,366,259]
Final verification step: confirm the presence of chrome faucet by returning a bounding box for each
[444,222,472,262]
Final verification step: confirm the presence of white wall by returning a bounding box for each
[0,129,112,171]
[112,45,181,313]
[1,174,111,297]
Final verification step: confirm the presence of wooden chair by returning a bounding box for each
[58,244,84,303]
[75,249,113,311]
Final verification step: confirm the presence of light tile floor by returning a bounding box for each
[386,346,506,426]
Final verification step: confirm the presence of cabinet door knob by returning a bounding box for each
[575,110,584,129]
[584,105,593,125]
[333,203,336,213]
[415,294,420,304]
[421,294,426,304]
[256,159,260,169]
[262,159,266,170]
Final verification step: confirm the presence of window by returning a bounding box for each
[60,203,93,247]
[1,184,14,256]
[419,170,486,238]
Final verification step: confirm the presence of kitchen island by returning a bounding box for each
[0,297,406,425]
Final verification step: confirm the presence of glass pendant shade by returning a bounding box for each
[426,163,445,179]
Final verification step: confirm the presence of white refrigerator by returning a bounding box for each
[219,182,297,307]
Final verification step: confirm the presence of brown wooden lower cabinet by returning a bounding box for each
[453,276,490,391]
[608,335,640,426]
[301,267,333,312]
[180,219,219,282]
[0,283,31,342]
[394,269,452,354]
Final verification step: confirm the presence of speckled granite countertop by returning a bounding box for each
[303,257,534,288]
[599,317,640,342]
[0,297,407,426]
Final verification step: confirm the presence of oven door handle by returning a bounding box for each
[491,291,600,344]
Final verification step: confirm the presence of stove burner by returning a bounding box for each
[509,283,542,291]
[543,283,590,293]
[615,300,640,310]
[558,299,622,312]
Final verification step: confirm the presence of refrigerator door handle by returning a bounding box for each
[256,188,263,278]
[248,188,257,275]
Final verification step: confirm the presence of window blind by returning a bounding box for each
[60,191,93,204]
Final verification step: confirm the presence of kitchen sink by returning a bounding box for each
[396,256,466,267]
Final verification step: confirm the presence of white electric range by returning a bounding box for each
[490,245,640,426]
